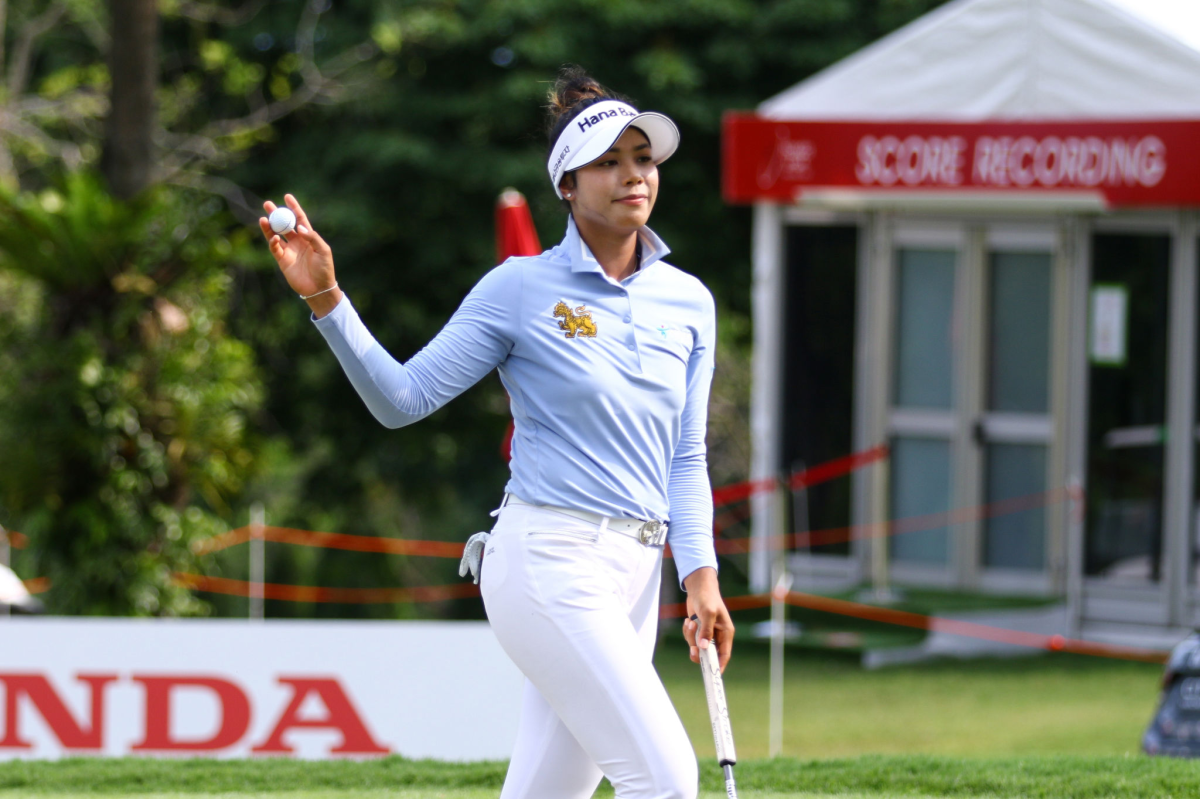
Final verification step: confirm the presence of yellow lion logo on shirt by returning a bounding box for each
[554,301,598,338]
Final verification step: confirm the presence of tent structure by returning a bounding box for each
[725,0,1200,647]
[760,0,1200,121]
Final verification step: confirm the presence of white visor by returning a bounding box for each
[547,100,680,199]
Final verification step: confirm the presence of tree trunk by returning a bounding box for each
[101,0,157,200]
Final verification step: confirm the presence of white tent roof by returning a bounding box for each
[760,0,1200,120]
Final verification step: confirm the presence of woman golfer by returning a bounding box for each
[260,66,734,799]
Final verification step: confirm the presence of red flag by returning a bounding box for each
[495,188,542,263]
[495,189,542,461]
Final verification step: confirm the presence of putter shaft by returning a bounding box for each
[722,764,738,798]
[693,614,739,799]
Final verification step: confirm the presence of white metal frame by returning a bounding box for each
[750,203,785,593]
[975,222,1065,597]
[754,205,869,591]
[1080,211,1191,629]
[884,220,966,589]
[864,216,1071,594]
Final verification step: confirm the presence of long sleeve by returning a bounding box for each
[312,262,521,429]
[666,288,718,589]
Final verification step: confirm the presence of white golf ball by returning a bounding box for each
[269,206,296,235]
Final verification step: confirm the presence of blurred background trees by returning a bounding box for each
[0,0,946,617]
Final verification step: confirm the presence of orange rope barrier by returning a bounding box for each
[789,445,890,492]
[170,572,1166,663]
[3,531,28,549]
[21,577,50,595]
[775,589,1167,664]
[186,483,1078,564]
[711,445,889,508]
[187,446,894,558]
[713,486,1080,554]
[661,589,1167,664]
[193,526,466,558]
[171,572,479,604]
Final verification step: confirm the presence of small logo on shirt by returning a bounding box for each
[656,325,671,339]
[554,301,598,338]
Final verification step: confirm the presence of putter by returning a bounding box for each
[692,614,738,799]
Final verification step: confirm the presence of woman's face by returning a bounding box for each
[563,126,658,233]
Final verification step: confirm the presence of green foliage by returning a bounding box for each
[0,173,266,615]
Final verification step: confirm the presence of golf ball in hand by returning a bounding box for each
[269,207,297,235]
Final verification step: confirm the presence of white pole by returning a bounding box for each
[768,475,794,758]
[749,202,784,593]
[249,503,265,621]
[869,457,893,601]
[769,563,794,758]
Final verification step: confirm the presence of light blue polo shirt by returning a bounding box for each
[313,216,718,586]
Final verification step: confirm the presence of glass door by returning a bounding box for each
[882,221,1063,591]
[888,227,962,582]
[1084,233,1170,586]
[978,236,1058,586]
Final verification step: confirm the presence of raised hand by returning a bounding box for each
[258,194,343,317]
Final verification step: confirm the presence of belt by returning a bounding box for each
[501,493,669,547]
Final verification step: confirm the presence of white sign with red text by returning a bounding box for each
[0,618,523,760]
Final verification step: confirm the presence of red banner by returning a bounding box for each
[722,114,1200,207]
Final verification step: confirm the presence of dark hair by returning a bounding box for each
[546,66,632,197]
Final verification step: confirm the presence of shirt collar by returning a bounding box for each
[562,216,671,277]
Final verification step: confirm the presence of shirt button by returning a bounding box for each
[619,290,627,296]
[627,342,635,351]
[624,315,632,323]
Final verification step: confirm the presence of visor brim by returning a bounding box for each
[556,112,680,197]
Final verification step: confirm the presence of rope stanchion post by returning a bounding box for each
[0,523,9,620]
[767,471,793,758]
[768,567,793,758]
[249,503,265,621]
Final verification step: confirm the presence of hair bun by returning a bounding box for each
[548,66,606,115]
[546,65,630,142]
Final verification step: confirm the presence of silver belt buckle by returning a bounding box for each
[638,520,667,547]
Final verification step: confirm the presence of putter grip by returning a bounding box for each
[700,644,737,767]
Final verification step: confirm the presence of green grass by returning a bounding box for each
[0,792,927,799]
[0,793,977,799]
[655,638,1163,759]
[2,755,1200,798]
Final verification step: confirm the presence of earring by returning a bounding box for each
[564,193,572,199]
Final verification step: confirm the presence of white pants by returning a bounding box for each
[480,500,698,799]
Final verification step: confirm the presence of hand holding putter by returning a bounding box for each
[691,613,739,799]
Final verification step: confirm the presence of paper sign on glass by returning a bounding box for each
[1090,285,1128,366]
